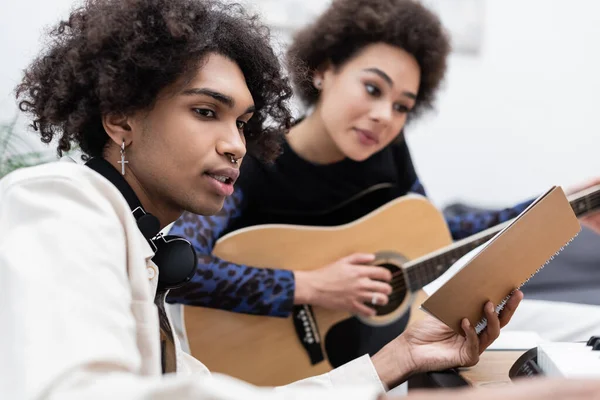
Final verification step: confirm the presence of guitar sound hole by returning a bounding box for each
[372,262,407,316]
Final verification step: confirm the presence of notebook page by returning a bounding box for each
[419,186,580,334]
[421,186,555,297]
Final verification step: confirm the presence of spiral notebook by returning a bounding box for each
[420,186,581,334]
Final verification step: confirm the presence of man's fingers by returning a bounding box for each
[478,301,501,351]
[461,318,480,365]
[499,290,523,327]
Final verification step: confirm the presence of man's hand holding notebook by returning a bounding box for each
[420,186,581,334]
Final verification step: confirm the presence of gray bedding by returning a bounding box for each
[520,226,600,305]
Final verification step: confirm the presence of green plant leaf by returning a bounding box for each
[0,116,53,178]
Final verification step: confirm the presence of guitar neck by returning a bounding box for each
[403,184,600,291]
[568,184,600,217]
[403,223,505,291]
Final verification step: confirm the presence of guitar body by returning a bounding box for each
[183,193,453,386]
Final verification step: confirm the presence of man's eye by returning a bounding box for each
[193,108,216,118]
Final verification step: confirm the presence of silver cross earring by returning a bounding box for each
[118,139,129,175]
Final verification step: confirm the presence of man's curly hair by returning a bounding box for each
[287,0,450,120]
[16,0,292,162]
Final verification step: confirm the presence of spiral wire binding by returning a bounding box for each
[474,228,582,334]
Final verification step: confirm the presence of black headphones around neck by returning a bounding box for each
[85,157,197,291]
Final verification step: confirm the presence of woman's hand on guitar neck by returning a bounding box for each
[293,253,393,317]
[371,290,524,389]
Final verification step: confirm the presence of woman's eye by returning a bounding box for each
[365,83,381,97]
[394,104,410,113]
[236,120,247,130]
[193,108,216,118]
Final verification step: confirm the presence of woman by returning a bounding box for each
[0,0,535,399]
[167,0,600,362]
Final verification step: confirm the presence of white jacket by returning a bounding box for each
[0,161,385,399]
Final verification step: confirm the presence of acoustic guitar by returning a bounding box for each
[182,184,600,386]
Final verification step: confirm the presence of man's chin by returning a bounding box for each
[189,199,225,217]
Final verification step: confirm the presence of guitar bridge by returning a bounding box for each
[292,305,325,365]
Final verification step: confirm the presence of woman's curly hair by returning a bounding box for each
[287,0,450,120]
[16,0,293,162]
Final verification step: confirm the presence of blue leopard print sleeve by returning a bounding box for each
[410,179,535,240]
[165,187,295,317]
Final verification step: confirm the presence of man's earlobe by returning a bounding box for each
[102,112,133,147]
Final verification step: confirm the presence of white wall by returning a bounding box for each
[1,0,599,209]
[0,0,77,153]
[406,0,600,208]
[0,0,75,120]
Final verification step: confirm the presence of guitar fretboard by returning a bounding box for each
[403,225,504,291]
[568,185,600,217]
[392,184,600,294]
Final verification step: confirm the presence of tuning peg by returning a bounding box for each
[587,336,600,346]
